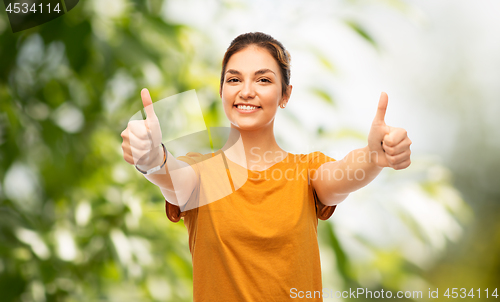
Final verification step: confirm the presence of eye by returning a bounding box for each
[226,78,239,83]
[259,78,271,83]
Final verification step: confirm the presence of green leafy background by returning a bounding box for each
[1,0,499,301]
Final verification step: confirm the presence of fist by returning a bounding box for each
[367,92,412,170]
[121,88,163,168]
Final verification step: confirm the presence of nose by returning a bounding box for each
[239,81,256,99]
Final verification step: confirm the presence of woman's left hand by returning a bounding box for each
[367,92,412,170]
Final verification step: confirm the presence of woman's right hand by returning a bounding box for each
[121,88,163,169]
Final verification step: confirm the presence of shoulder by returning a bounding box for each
[292,151,336,168]
[176,151,214,165]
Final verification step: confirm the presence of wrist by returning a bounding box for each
[136,144,166,173]
[364,145,379,167]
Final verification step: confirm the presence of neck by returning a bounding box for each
[221,122,287,169]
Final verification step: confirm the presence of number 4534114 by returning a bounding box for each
[443,288,498,299]
[6,2,61,14]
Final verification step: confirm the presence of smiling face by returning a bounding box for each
[220,46,291,131]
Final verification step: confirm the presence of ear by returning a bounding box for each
[280,84,292,106]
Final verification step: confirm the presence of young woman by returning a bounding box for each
[121,32,411,301]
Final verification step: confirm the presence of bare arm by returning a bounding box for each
[311,146,383,206]
[312,92,412,206]
[140,148,197,207]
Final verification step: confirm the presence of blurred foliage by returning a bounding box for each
[344,20,378,50]
[0,0,481,301]
[0,1,204,301]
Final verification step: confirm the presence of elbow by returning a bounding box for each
[160,180,195,209]
[323,192,349,206]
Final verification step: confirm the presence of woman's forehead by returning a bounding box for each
[226,47,279,74]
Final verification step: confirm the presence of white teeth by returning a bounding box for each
[236,105,258,110]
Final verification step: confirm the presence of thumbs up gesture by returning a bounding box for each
[367,92,412,170]
[121,88,163,169]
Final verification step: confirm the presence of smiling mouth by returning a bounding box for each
[234,104,261,111]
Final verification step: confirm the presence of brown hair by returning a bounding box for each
[219,32,291,98]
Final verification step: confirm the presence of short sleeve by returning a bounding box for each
[165,152,203,223]
[308,151,338,221]
[165,200,184,223]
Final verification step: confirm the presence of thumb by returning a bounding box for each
[140,88,162,147]
[373,92,388,124]
[141,88,157,119]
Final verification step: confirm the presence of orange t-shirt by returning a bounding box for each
[165,150,337,301]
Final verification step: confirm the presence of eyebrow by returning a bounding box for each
[225,68,276,77]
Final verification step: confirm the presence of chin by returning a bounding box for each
[231,120,265,131]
